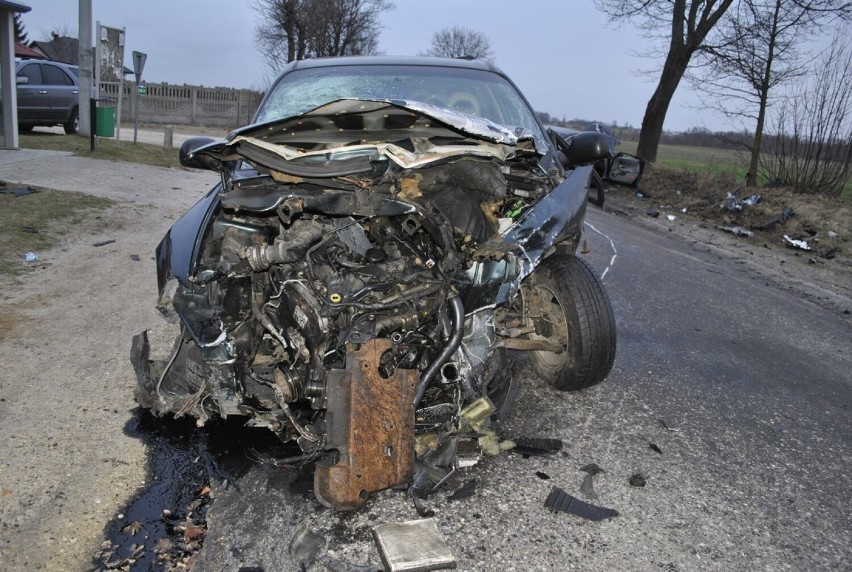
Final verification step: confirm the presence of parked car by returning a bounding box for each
[15,59,80,135]
[132,56,617,510]
[547,123,644,205]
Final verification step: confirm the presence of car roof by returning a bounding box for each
[281,55,507,77]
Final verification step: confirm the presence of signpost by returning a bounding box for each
[132,51,147,143]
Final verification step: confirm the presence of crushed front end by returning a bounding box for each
[132,99,590,509]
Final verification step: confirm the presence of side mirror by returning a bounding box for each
[179,137,220,170]
[557,131,611,169]
[16,76,28,85]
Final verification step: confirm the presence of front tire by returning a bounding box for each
[524,255,616,391]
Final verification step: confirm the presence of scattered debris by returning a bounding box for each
[657,419,679,432]
[718,226,754,238]
[447,479,477,501]
[93,239,116,247]
[646,207,660,218]
[373,518,456,572]
[629,473,647,487]
[289,522,326,571]
[21,226,39,234]
[511,436,563,457]
[544,486,619,521]
[821,247,839,260]
[579,463,604,476]
[0,186,39,197]
[649,443,663,455]
[130,254,141,262]
[24,252,39,262]
[827,230,838,239]
[535,471,551,481]
[722,192,762,212]
[783,235,811,251]
[754,207,795,231]
[666,214,676,221]
[121,521,143,536]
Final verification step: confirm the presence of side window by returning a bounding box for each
[18,63,43,85]
[42,65,74,86]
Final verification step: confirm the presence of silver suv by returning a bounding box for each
[15,59,80,135]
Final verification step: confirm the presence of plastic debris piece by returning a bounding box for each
[718,226,754,238]
[93,239,116,247]
[458,396,495,432]
[657,419,679,432]
[827,230,838,239]
[478,431,514,456]
[289,522,326,571]
[24,252,39,262]
[0,187,39,197]
[629,473,647,487]
[681,208,687,213]
[783,235,811,251]
[646,207,660,218]
[666,214,677,221]
[579,463,604,475]
[649,443,663,454]
[580,473,598,500]
[129,254,141,262]
[722,193,762,212]
[21,226,39,234]
[755,207,795,230]
[511,436,563,457]
[447,479,477,501]
[821,247,838,260]
[544,486,619,521]
[373,518,456,572]
[536,471,551,480]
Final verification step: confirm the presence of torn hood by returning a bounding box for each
[189,99,543,177]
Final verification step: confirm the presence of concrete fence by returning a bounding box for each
[98,82,264,129]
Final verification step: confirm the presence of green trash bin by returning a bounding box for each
[95,106,115,138]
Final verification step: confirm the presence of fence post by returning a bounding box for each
[190,87,197,125]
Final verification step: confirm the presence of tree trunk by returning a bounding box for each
[636,50,691,162]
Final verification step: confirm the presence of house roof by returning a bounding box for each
[15,41,43,59]
[30,35,78,64]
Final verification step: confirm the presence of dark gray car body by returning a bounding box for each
[15,59,80,134]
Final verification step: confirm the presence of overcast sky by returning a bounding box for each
[16,0,778,132]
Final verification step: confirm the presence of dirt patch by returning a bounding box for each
[603,165,852,316]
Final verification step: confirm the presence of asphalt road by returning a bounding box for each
[142,206,850,571]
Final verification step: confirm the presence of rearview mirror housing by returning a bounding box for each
[559,131,611,169]
[179,137,221,171]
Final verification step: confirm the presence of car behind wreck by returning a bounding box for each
[132,56,616,510]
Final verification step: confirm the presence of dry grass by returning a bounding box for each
[0,186,115,280]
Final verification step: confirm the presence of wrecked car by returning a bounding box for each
[132,56,616,510]
[547,123,644,204]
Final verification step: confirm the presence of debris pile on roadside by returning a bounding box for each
[604,166,849,266]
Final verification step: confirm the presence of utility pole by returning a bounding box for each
[78,0,93,137]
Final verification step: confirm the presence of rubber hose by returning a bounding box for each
[413,295,464,409]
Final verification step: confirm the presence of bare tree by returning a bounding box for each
[253,0,393,75]
[595,0,735,162]
[694,0,852,186]
[761,38,852,196]
[420,26,494,61]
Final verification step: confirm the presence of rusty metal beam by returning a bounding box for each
[315,339,418,510]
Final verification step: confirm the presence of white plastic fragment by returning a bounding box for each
[24,252,39,262]
[667,214,676,221]
[783,235,811,250]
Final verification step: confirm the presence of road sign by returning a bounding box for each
[132,51,147,85]
[137,85,147,95]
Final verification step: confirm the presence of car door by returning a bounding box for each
[15,62,45,122]
[40,63,78,121]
